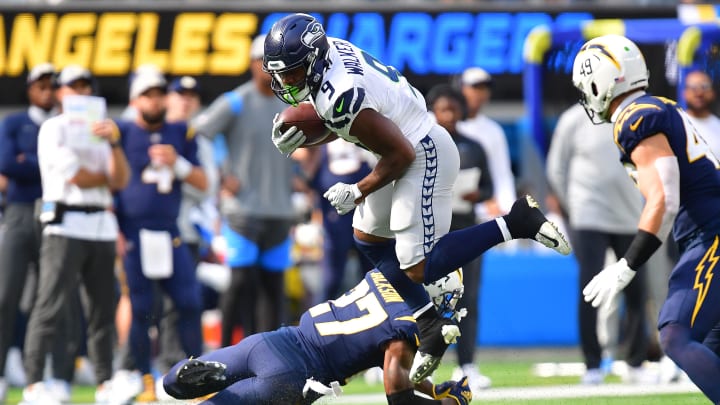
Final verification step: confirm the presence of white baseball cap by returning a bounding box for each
[27,62,55,84]
[461,67,492,86]
[56,65,93,87]
[250,34,267,60]
[129,71,167,99]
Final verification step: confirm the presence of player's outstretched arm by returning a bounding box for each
[583,133,679,309]
[383,340,471,405]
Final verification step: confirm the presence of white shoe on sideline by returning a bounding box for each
[659,356,682,383]
[109,370,143,404]
[74,357,96,386]
[622,365,660,385]
[47,378,71,402]
[581,368,604,385]
[0,378,7,403]
[20,382,62,405]
[5,347,27,387]
[95,378,139,405]
[452,364,491,391]
[363,367,384,385]
[95,380,111,404]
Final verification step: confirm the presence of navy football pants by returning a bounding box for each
[164,328,322,405]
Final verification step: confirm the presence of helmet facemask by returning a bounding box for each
[267,48,322,106]
[576,78,615,124]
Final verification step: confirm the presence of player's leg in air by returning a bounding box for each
[353,126,570,382]
[164,330,318,404]
[657,238,720,403]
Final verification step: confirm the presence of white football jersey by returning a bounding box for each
[310,37,434,147]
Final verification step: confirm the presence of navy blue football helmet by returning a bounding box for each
[263,13,329,106]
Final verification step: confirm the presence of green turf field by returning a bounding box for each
[339,360,706,404]
[4,359,708,404]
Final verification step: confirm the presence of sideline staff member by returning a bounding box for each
[22,65,130,405]
[0,62,56,399]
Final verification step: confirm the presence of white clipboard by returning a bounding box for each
[62,95,107,149]
[452,168,481,214]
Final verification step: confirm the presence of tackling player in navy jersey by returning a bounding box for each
[114,71,208,398]
[573,35,720,403]
[262,12,570,382]
[163,269,471,405]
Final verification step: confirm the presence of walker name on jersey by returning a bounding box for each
[332,40,364,76]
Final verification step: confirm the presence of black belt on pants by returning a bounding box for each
[58,203,106,213]
[38,201,106,224]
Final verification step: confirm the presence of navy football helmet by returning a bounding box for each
[263,13,329,106]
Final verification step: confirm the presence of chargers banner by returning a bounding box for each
[0,6,675,105]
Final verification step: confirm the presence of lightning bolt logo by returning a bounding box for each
[691,236,719,327]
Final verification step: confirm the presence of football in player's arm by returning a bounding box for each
[573,35,720,403]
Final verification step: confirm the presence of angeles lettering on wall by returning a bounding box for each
[0,7,675,105]
[0,12,259,77]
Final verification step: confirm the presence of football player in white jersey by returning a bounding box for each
[263,13,570,382]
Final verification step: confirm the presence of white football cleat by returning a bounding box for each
[410,323,461,383]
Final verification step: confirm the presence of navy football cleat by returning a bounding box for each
[176,359,227,386]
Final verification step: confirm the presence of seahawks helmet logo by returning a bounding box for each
[301,22,324,48]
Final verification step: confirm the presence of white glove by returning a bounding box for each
[323,182,362,215]
[272,113,306,155]
[583,258,636,310]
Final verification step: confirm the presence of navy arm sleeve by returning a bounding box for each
[0,118,41,182]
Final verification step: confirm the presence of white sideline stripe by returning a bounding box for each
[75,382,701,404]
[323,382,700,404]
[471,382,700,400]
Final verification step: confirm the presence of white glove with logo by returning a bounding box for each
[272,113,306,155]
[323,182,362,215]
[583,258,636,309]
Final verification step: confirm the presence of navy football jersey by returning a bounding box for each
[294,270,418,383]
[0,111,43,203]
[613,94,720,241]
[115,120,200,224]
